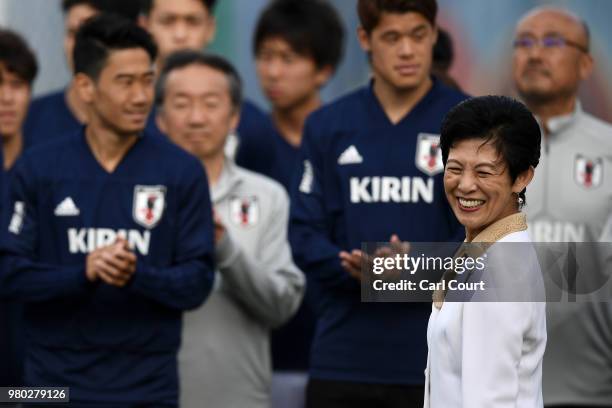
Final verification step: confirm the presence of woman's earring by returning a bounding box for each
[518,196,524,206]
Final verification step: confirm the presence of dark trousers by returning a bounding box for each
[0,301,24,387]
[306,378,424,408]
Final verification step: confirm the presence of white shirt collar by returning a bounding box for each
[541,100,583,135]
[211,156,242,203]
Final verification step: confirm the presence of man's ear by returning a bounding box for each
[357,26,371,53]
[229,108,240,134]
[315,65,334,89]
[138,14,150,30]
[74,73,95,104]
[156,109,168,134]
[579,52,594,81]
[431,25,439,46]
[204,16,217,48]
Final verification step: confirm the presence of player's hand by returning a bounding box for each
[374,234,411,257]
[99,238,137,286]
[373,234,411,280]
[339,236,410,282]
[213,210,226,244]
[86,238,137,287]
[85,248,102,283]
[339,249,365,282]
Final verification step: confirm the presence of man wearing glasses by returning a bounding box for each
[512,7,612,408]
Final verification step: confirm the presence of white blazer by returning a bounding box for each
[424,230,547,408]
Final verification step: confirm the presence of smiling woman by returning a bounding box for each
[424,95,547,408]
[440,95,541,242]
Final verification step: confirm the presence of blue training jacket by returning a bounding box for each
[0,128,215,405]
[289,79,468,385]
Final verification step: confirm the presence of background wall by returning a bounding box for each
[2,0,611,122]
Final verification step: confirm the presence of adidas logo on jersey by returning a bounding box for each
[350,176,434,203]
[299,160,314,194]
[338,145,363,165]
[8,201,25,234]
[55,197,80,216]
[68,228,151,255]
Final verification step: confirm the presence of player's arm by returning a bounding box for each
[289,118,358,292]
[215,187,304,328]
[0,157,94,302]
[128,160,215,310]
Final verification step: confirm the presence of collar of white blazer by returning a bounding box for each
[469,212,528,244]
[433,212,528,308]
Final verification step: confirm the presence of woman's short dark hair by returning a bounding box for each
[74,13,157,80]
[0,29,38,85]
[440,95,541,203]
[254,0,345,71]
[357,0,437,34]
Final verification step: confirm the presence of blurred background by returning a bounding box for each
[2,0,611,122]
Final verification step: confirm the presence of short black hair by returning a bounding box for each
[62,0,96,13]
[440,96,541,203]
[74,13,157,80]
[156,50,242,111]
[254,0,345,71]
[433,28,454,72]
[358,0,437,34]
[62,0,140,22]
[140,0,217,16]
[0,29,38,86]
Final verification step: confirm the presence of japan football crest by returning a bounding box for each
[230,196,259,228]
[133,185,166,229]
[574,155,603,189]
[415,133,444,176]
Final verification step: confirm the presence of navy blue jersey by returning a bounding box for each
[271,282,316,371]
[0,129,215,405]
[0,153,24,388]
[289,80,467,385]
[0,162,24,388]
[237,119,316,371]
[234,102,278,177]
[268,127,316,371]
[23,89,81,149]
[269,129,300,191]
[236,120,300,192]
[145,105,168,140]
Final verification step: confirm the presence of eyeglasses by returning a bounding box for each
[513,35,589,53]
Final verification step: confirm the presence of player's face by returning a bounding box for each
[64,4,99,71]
[359,12,437,92]
[0,67,31,140]
[158,64,239,160]
[443,139,531,241]
[86,49,155,136]
[256,37,330,111]
[141,0,215,64]
[512,10,592,104]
